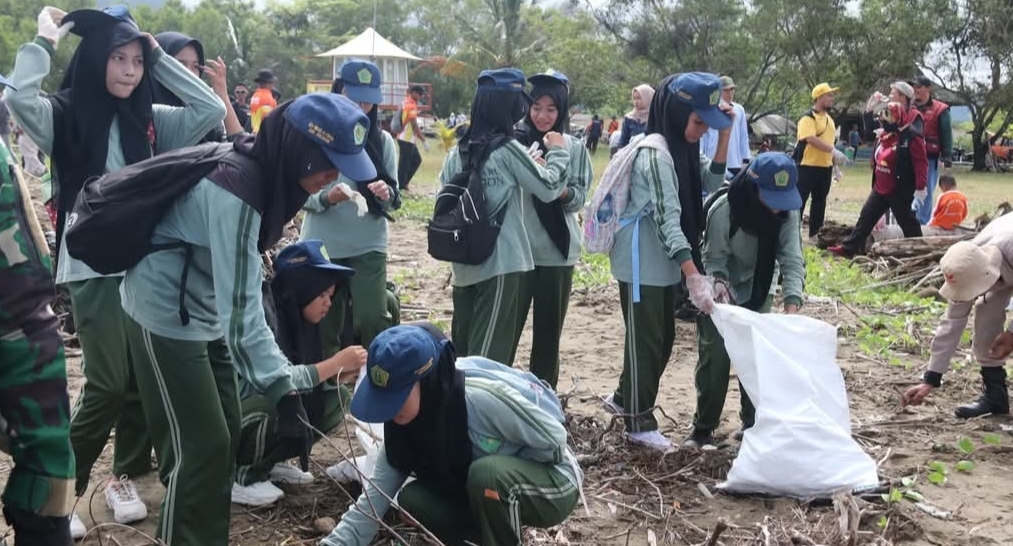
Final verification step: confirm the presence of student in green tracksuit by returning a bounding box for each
[439,68,570,366]
[512,70,592,388]
[303,59,401,355]
[0,73,75,546]
[683,153,805,449]
[600,73,732,452]
[116,94,376,546]
[3,5,226,533]
[320,323,582,546]
[232,240,366,507]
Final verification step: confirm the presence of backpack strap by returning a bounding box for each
[620,134,672,303]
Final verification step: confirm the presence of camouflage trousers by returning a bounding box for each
[0,141,75,518]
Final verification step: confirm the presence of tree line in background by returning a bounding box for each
[1,0,1011,170]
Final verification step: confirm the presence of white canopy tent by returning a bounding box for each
[317,28,422,109]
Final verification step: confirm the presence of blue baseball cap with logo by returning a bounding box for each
[745,152,802,212]
[0,74,15,91]
[351,325,444,423]
[284,93,377,182]
[339,59,383,105]
[273,239,355,277]
[668,72,733,131]
[528,69,569,89]
[64,4,137,36]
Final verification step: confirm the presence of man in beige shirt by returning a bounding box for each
[904,213,1013,417]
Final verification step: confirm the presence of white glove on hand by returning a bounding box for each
[832,148,848,166]
[420,138,431,152]
[914,189,928,206]
[38,7,73,48]
[686,273,716,315]
[713,279,734,305]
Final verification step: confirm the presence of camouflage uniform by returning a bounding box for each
[0,135,75,543]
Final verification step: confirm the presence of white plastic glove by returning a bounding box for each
[914,189,928,206]
[38,7,74,49]
[713,279,735,305]
[686,273,716,314]
[420,138,431,152]
[335,183,369,217]
[832,148,848,166]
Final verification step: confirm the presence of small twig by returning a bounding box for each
[760,515,772,546]
[80,523,167,545]
[633,468,665,518]
[700,518,728,546]
[591,494,662,520]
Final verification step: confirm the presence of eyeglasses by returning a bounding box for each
[235,90,248,95]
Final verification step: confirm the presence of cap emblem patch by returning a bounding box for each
[353,123,367,146]
[709,89,720,106]
[370,366,390,388]
[774,170,790,187]
[357,68,373,85]
[308,122,334,144]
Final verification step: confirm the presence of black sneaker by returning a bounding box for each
[732,423,753,441]
[682,429,716,449]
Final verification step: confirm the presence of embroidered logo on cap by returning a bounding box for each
[308,122,334,144]
[353,123,367,146]
[414,358,434,376]
[357,68,373,85]
[319,246,330,260]
[774,170,790,187]
[709,89,720,106]
[287,256,308,264]
[370,366,390,388]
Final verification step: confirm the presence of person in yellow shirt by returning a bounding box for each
[249,69,278,133]
[928,174,968,230]
[796,82,844,239]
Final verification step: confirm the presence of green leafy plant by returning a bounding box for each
[956,460,975,472]
[926,461,948,485]
[983,434,1003,446]
[957,437,976,455]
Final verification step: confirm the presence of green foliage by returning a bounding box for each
[957,437,976,455]
[926,460,948,485]
[956,460,975,472]
[395,192,435,222]
[983,434,1003,446]
[573,251,612,290]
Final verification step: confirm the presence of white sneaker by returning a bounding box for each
[627,430,675,453]
[325,456,368,484]
[69,512,86,540]
[269,462,314,485]
[600,393,625,415]
[231,481,285,507]
[104,476,147,524]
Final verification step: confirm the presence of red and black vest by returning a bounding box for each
[915,99,949,156]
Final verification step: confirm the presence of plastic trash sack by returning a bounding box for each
[709,304,879,498]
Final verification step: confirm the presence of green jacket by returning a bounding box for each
[2,39,226,285]
[702,194,805,307]
[322,360,581,546]
[301,131,400,258]
[521,134,593,267]
[609,148,725,287]
[439,140,570,287]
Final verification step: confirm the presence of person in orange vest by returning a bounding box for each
[908,76,952,225]
[928,174,968,230]
[250,69,278,133]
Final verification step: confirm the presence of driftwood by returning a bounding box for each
[869,235,973,258]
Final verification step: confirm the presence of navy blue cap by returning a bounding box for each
[351,326,444,423]
[273,240,355,277]
[528,69,569,89]
[478,68,531,97]
[284,93,377,182]
[745,152,802,211]
[0,74,15,91]
[668,72,733,131]
[339,59,383,105]
[64,4,137,37]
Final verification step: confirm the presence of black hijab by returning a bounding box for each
[330,77,396,220]
[232,101,330,251]
[457,83,526,176]
[48,19,154,241]
[725,167,787,311]
[384,323,472,495]
[152,32,205,107]
[515,79,570,259]
[647,74,705,268]
[269,266,343,366]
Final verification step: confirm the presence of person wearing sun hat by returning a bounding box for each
[111,93,374,546]
[903,212,1013,419]
[439,68,571,368]
[322,323,582,546]
[303,58,401,358]
[701,75,752,179]
[4,4,228,534]
[511,69,593,388]
[683,153,805,449]
[796,82,841,239]
[0,72,76,546]
[599,72,732,453]
[232,240,367,507]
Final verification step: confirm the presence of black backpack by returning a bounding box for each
[427,136,510,265]
[65,142,233,275]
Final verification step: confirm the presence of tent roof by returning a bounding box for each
[317,27,421,61]
[751,114,796,136]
